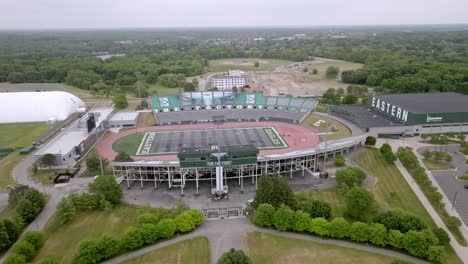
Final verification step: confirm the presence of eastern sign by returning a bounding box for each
[371,97,409,122]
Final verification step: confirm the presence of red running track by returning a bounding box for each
[97,122,320,162]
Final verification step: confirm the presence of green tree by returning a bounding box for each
[365,136,376,146]
[121,226,144,250]
[155,219,177,239]
[328,217,349,239]
[40,153,56,169]
[253,203,276,228]
[388,229,404,249]
[56,197,76,224]
[295,193,331,219]
[22,231,44,250]
[113,152,133,162]
[0,222,10,251]
[112,93,128,109]
[192,78,199,87]
[12,241,35,261]
[369,223,387,246]
[85,154,101,172]
[402,230,438,258]
[4,254,27,264]
[427,246,446,263]
[432,228,450,246]
[293,210,310,232]
[345,187,376,221]
[273,204,295,231]
[302,67,308,73]
[325,66,339,79]
[308,217,330,236]
[336,167,366,189]
[312,68,318,74]
[184,82,196,92]
[384,151,397,164]
[254,61,260,69]
[335,155,345,166]
[374,209,427,233]
[252,175,296,209]
[175,212,195,233]
[446,216,462,229]
[139,223,159,244]
[349,222,371,242]
[138,213,160,225]
[188,210,204,226]
[380,143,392,155]
[89,175,123,205]
[3,220,18,247]
[16,199,37,223]
[217,248,252,264]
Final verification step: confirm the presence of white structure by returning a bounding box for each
[108,111,140,128]
[228,70,247,77]
[0,91,86,124]
[211,70,248,90]
[35,108,114,168]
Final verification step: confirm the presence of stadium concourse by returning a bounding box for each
[97,121,320,161]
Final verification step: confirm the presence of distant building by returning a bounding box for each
[211,70,248,90]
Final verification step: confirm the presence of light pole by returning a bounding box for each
[134,71,141,98]
[452,191,458,211]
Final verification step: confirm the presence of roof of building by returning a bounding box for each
[331,105,404,128]
[212,75,246,80]
[109,111,139,122]
[373,92,468,114]
[0,91,86,123]
[36,107,114,156]
[179,144,258,155]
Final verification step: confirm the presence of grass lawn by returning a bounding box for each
[352,148,435,224]
[0,151,22,190]
[303,113,351,140]
[244,231,397,264]
[209,58,292,72]
[112,132,145,156]
[297,58,363,82]
[307,187,346,218]
[35,205,144,263]
[30,169,67,186]
[422,159,454,171]
[122,237,211,264]
[148,83,182,96]
[0,123,52,149]
[136,112,156,128]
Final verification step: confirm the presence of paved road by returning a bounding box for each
[417,145,468,226]
[102,218,428,264]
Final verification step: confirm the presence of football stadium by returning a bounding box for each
[98,92,365,197]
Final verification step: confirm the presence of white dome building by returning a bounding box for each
[0,91,86,123]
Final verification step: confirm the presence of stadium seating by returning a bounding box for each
[151,92,317,124]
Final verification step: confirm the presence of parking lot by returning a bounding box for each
[419,145,468,225]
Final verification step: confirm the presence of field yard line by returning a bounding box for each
[135,132,149,155]
[270,126,288,147]
[260,127,288,149]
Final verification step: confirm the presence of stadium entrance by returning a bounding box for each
[178,145,259,200]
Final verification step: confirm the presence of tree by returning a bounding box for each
[12,241,35,261]
[303,67,309,73]
[217,248,252,264]
[188,209,204,226]
[3,220,18,247]
[56,197,76,224]
[40,153,56,169]
[85,154,101,172]
[272,204,295,231]
[312,68,318,74]
[328,217,349,239]
[432,228,450,246]
[252,175,296,209]
[16,199,38,223]
[4,254,27,264]
[22,231,44,250]
[253,203,276,228]
[139,223,159,244]
[89,174,122,205]
[446,216,462,229]
[325,66,339,79]
[155,219,177,239]
[295,193,331,219]
[308,217,330,236]
[402,230,438,258]
[427,246,446,263]
[113,152,133,162]
[36,257,59,264]
[345,187,376,221]
[335,155,345,166]
[0,222,10,251]
[380,143,392,155]
[342,94,358,104]
[369,223,387,246]
[388,229,404,249]
[336,167,366,189]
[192,78,199,87]
[365,136,376,146]
[121,226,144,250]
[349,222,371,242]
[112,93,128,109]
[293,210,310,232]
[184,82,196,92]
[374,209,427,233]
[175,212,195,233]
[254,61,260,69]
[138,213,160,225]
[384,151,397,164]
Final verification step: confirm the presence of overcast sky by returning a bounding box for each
[1,0,468,29]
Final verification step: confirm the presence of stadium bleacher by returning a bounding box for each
[150,92,317,124]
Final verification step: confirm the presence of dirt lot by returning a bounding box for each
[251,57,365,97]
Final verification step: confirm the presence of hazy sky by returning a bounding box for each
[1,0,468,29]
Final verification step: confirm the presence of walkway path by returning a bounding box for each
[103,218,428,264]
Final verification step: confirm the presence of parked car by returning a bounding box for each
[464,184,468,189]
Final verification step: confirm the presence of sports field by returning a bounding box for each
[128,127,287,155]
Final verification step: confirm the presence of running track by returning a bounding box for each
[97,122,320,162]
